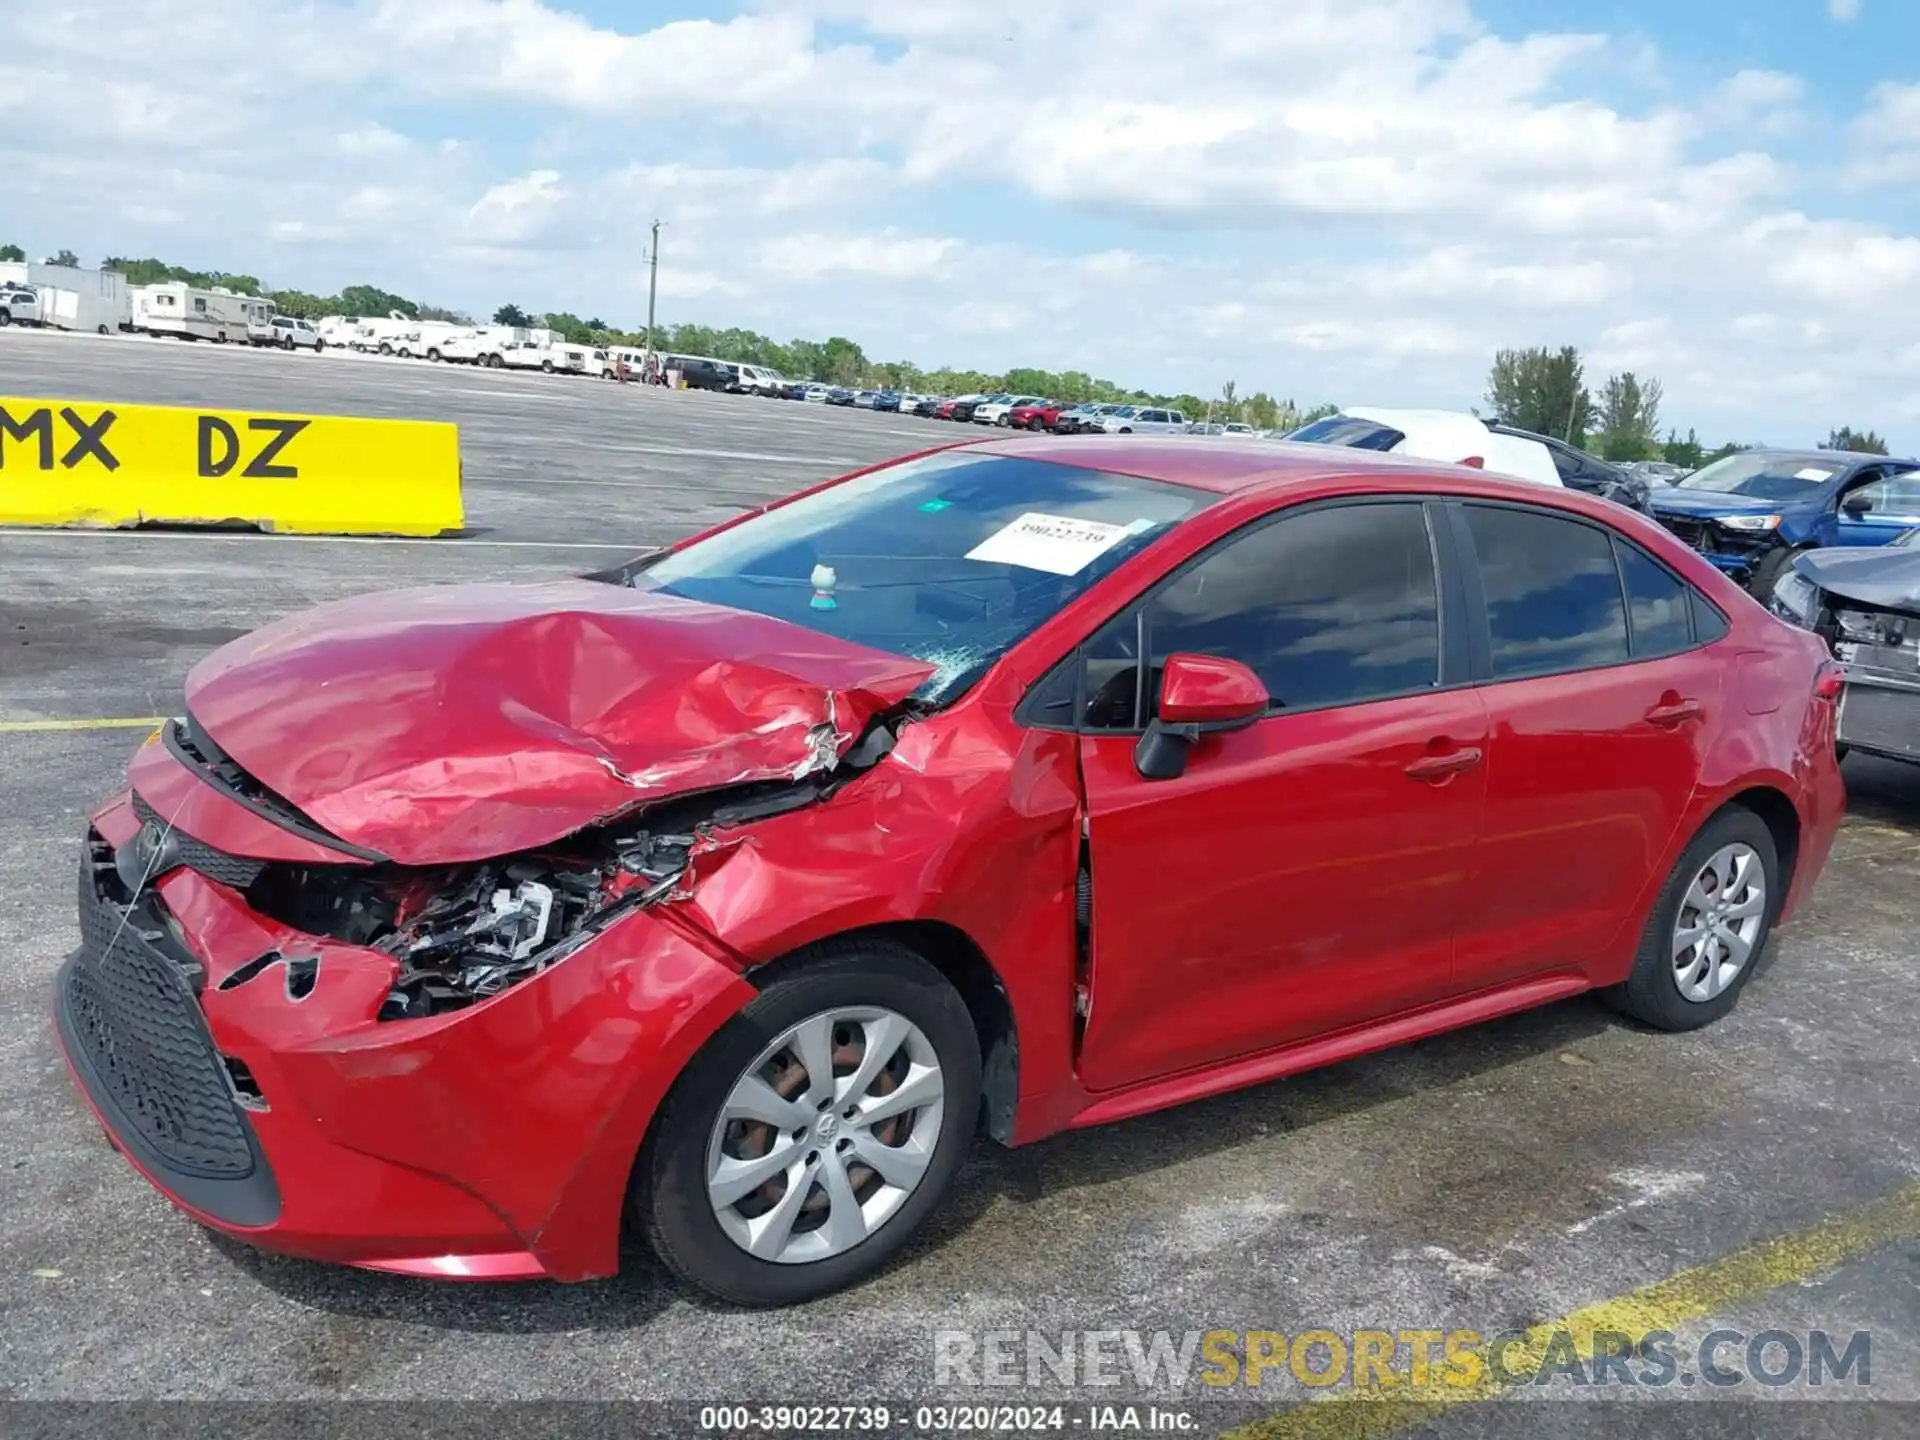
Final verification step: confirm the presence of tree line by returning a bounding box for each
[6,245,1895,450]
[1484,345,1891,467]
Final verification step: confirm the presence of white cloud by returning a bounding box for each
[3,0,1919,444]
[1829,0,1861,20]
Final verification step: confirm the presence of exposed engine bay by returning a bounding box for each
[237,720,904,1019]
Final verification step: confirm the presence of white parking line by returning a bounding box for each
[0,528,651,550]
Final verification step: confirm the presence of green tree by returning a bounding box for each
[1485,346,1592,443]
[0,243,23,262]
[1703,441,1751,465]
[1662,427,1705,470]
[46,248,80,267]
[266,289,330,319]
[492,303,531,327]
[820,335,867,384]
[1593,372,1664,460]
[1823,426,1889,455]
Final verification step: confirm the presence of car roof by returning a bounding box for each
[1718,448,1917,467]
[965,434,1558,498]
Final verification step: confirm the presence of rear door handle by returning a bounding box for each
[1645,699,1704,727]
[1405,747,1483,782]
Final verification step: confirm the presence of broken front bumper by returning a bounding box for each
[53,792,756,1282]
[1837,662,1920,764]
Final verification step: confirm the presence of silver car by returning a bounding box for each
[1098,405,1189,435]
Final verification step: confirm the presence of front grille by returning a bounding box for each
[1839,683,1920,762]
[63,835,253,1178]
[1658,516,1710,550]
[130,793,266,891]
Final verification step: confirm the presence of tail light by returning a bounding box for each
[1460,455,1486,469]
[1813,662,1845,703]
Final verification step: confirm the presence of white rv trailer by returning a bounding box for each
[131,283,271,342]
[0,261,130,333]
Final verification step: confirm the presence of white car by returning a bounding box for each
[248,315,324,352]
[1285,407,1564,488]
[975,395,1046,427]
[1098,405,1190,435]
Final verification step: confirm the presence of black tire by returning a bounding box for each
[96,324,108,335]
[1601,807,1781,1031]
[487,353,504,368]
[541,359,554,373]
[314,339,324,353]
[1747,547,1795,602]
[0,312,10,326]
[1117,426,1132,433]
[427,348,440,362]
[639,940,981,1307]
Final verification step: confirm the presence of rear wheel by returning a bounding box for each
[640,941,980,1306]
[427,348,441,362]
[1603,808,1780,1031]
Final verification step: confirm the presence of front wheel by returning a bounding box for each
[1747,547,1795,602]
[1602,807,1780,1031]
[640,941,980,1306]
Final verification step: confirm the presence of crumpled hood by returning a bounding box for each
[1650,488,1791,518]
[183,580,936,865]
[1794,544,1920,614]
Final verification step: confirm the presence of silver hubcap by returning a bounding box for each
[1672,843,1767,1002]
[706,1007,944,1265]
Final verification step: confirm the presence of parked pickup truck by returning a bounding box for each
[0,285,44,326]
[247,315,324,351]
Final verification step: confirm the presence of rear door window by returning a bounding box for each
[1081,501,1442,726]
[1613,539,1695,658]
[1462,504,1630,680]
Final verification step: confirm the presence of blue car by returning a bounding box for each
[1648,449,1920,599]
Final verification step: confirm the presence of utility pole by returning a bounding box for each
[644,219,663,360]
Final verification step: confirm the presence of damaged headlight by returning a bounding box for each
[1719,513,1782,532]
[380,866,601,1018]
[247,833,697,1022]
[1771,570,1817,624]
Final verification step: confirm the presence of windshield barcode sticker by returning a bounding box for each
[965,513,1135,575]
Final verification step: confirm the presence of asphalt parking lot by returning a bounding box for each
[3,332,1917,1434]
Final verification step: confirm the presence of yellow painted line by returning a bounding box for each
[0,717,166,733]
[1228,1178,1920,1440]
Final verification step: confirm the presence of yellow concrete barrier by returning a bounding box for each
[0,396,463,536]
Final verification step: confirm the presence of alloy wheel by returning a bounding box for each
[705,1007,944,1265]
[1672,842,1766,1002]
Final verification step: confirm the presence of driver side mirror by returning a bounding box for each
[1842,492,1874,518]
[1134,654,1268,781]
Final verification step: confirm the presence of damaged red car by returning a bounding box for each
[57,437,1844,1306]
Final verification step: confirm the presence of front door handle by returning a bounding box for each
[1405,747,1483,782]
[1645,698,1704,727]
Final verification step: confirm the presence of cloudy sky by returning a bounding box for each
[6,0,1920,445]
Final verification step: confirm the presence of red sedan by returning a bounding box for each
[57,438,1844,1306]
